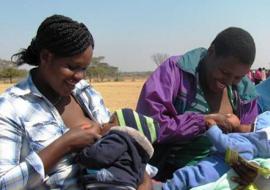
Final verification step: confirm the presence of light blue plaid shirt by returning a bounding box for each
[0,73,111,190]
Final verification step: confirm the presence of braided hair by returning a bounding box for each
[210,27,256,66]
[13,14,94,66]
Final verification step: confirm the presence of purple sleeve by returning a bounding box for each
[239,98,258,125]
[136,56,206,143]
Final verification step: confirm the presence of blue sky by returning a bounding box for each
[0,0,270,71]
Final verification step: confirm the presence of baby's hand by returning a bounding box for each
[204,117,217,129]
[226,114,241,132]
[205,113,240,133]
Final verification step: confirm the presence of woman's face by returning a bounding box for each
[39,46,93,96]
[205,54,251,93]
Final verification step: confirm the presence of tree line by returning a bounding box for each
[0,56,151,83]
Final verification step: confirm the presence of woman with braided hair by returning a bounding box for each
[0,15,151,190]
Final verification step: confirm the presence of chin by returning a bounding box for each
[210,84,224,93]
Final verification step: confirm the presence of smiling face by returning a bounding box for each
[204,50,251,93]
[38,46,93,97]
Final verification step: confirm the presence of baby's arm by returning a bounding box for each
[205,124,255,160]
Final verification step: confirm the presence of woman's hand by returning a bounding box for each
[39,126,101,173]
[231,157,259,189]
[62,127,101,153]
[205,113,240,133]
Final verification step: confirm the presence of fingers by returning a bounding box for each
[225,113,232,117]
[231,161,258,184]
[231,176,249,186]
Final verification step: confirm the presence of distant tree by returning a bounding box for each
[86,56,119,82]
[0,67,26,83]
[151,53,169,66]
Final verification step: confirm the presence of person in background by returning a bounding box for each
[261,67,267,81]
[136,27,258,180]
[0,14,150,190]
[254,68,263,85]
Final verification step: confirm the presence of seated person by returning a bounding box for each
[256,77,270,113]
[152,111,270,190]
[76,108,159,190]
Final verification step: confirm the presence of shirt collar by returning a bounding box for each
[9,68,43,98]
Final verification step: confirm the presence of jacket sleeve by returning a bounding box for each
[239,98,258,125]
[77,133,128,168]
[136,56,206,143]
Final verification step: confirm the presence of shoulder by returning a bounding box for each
[73,79,111,123]
[156,55,182,73]
[236,76,257,101]
[73,79,103,100]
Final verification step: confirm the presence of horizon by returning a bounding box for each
[1,0,270,72]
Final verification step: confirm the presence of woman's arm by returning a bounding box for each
[39,127,100,173]
[0,113,44,190]
[136,57,206,143]
[0,114,99,190]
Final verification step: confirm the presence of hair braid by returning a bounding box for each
[12,14,94,66]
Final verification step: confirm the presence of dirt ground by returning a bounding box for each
[92,80,145,111]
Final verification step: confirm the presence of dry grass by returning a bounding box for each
[0,83,13,93]
[0,80,145,112]
[91,80,145,111]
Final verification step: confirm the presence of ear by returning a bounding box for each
[39,49,53,66]
[207,44,215,57]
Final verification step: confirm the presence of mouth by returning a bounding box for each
[65,79,77,89]
[216,81,226,89]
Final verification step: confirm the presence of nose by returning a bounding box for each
[73,69,86,80]
[224,75,234,86]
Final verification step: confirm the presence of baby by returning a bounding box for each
[76,108,159,190]
[153,111,270,190]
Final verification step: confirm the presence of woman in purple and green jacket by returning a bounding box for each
[136,27,258,181]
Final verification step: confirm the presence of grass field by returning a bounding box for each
[0,80,145,112]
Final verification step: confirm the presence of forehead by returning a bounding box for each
[55,47,93,66]
[216,56,251,75]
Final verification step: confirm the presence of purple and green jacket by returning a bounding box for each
[136,48,258,144]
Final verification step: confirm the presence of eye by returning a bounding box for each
[68,65,87,72]
[221,70,230,76]
[67,65,77,71]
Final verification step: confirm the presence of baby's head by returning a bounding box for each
[111,108,159,144]
[106,108,160,159]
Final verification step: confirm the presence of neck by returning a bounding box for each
[198,58,210,92]
[31,69,62,104]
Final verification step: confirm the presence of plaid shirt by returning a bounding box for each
[0,74,111,190]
